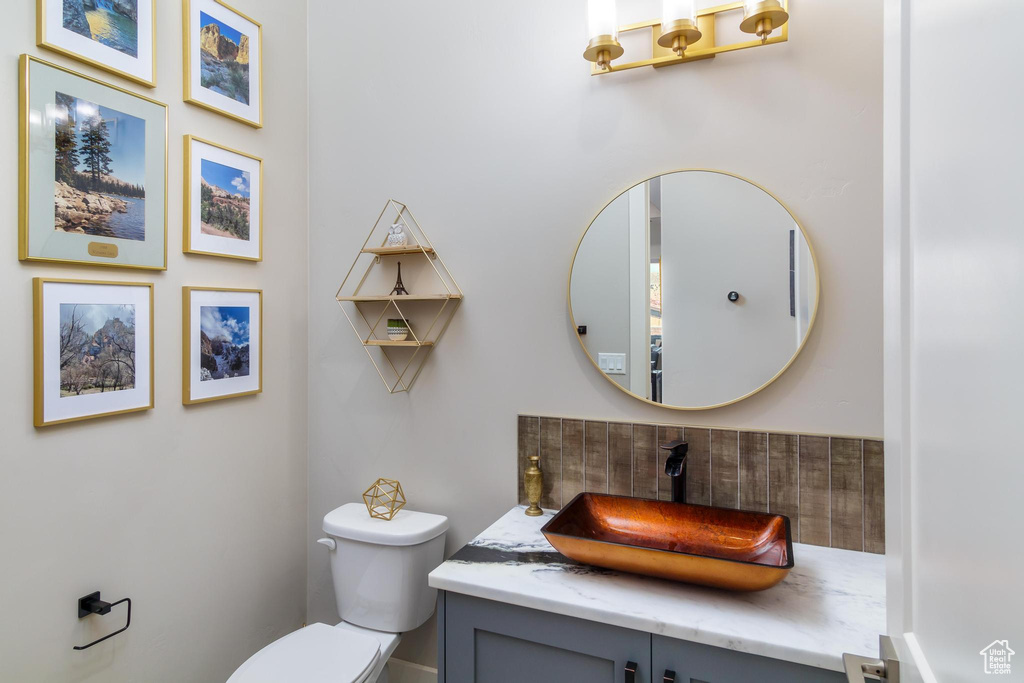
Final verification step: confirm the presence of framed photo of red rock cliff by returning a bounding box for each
[183,0,263,128]
[19,55,168,270]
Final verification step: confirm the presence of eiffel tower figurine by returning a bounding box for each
[390,261,409,296]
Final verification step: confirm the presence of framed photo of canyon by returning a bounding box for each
[37,0,156,88]
[33,278,154,427]
[19,55,168,270]
[182,287,262,405]
[183,135,262,261]
[183,0,262,128]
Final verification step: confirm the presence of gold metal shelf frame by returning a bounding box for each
[336,200,463,394]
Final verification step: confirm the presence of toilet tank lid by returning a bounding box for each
[323,503,449,546]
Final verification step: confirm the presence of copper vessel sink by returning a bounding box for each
[541,493,793,591]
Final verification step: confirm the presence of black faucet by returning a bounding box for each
[660,440,688,504]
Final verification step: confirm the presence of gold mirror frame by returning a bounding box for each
[568,169,821,411]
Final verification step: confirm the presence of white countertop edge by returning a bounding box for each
[430,572,845,672]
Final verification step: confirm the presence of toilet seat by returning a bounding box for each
[227,623,381,683]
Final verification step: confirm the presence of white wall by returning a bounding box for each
[308,0,882,667]
[886,0,1024,679]
[0,1,309,681]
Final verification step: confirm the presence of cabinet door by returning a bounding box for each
[443,592,651,683]
[652,634,845,683]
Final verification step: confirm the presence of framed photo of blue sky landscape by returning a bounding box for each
[183,287,262,405]
[19,56,168,270]
[37,0,156,88]
[184,135,262,261]
[183,0,263,128]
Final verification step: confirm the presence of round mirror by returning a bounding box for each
[569,170,819,410]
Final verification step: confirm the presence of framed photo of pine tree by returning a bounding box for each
[183,135,262,261]
[19,55,168,270]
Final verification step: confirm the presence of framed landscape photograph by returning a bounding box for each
[19,55,168,270]
[34,278,154,427]
[183,0,262,127]
[37,0,156,87]
[184,135,262,261]
[182,287,262,405]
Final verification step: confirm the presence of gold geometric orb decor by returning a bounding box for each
[362,478,407,521]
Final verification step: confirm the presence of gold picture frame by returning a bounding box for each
[37,0,158,88]
[19,55,169,270]
[182,0,263,128]
[34,278,155,427]
[182,287,263,405]
[183,135,263,261]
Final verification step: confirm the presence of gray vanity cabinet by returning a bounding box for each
[439,592,651,683]
[438,592,845,683]
[651,634,845,683]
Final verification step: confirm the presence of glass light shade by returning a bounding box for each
[587,0,618,41]
[662,0,697,25]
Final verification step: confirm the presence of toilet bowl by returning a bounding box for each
[227,504,448,683]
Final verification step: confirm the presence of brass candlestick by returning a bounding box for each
[524,455,543,516]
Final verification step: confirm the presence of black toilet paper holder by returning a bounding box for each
[73,591,132,651]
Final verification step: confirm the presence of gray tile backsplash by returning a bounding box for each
[517,415,885,554]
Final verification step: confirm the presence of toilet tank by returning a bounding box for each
[322,503,448,633]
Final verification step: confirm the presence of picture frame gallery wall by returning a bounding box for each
[21,0,268,425]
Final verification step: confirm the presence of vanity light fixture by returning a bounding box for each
[740,0,790,43]
[583,0,790,75]
[658,0,701,56]
[583,0,624,71]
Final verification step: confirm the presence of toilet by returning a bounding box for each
[228,503,448,683]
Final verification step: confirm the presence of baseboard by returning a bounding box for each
[388,658,438,683]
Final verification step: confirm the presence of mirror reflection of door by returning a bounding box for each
[570,170,818,410]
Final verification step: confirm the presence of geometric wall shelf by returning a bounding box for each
[337,200,463,393]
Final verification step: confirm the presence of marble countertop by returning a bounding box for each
[428,506,886,673]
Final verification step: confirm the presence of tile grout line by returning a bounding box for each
[735,430,740,509]
[827,436,833,548]
[790,438,798,544]
[861,438,866,552]
[558,418,564,509]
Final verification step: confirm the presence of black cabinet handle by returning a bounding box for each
[625,660,637,683]
[663,670,676,683]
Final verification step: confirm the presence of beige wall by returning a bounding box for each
[308,0,882,669]
[0,1,308,681]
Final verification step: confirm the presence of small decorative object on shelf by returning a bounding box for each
[387,319,410,341]
[524,455,544,517]
[336,199,464,393]
[362,478,407,520]
[391,261,410,296]
[387,223,409,246]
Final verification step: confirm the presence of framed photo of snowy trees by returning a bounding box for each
[182,287,262,405]
[183,0,263,127]
[183,135,263,261]
[34,278,154,427]
[19,56,168,270]
[37,0,157,88]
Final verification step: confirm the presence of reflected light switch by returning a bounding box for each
[598,353,627,375]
